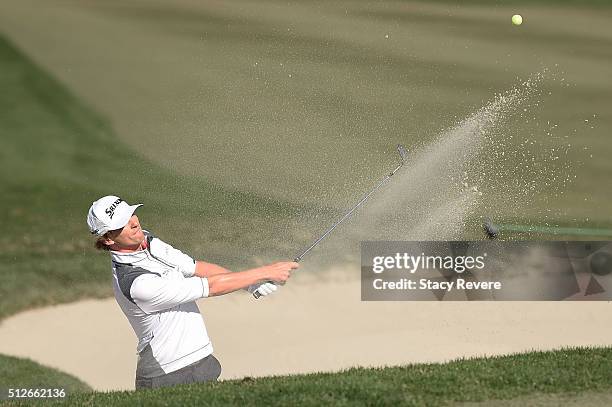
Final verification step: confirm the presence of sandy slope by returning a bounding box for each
[1,268,611,391]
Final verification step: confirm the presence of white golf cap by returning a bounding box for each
[87,195,142,236]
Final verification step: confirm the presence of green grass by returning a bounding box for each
[2,347,611,406]
[457,390,612,407]
[0,354,91,397]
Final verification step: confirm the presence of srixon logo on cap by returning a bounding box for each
[105,198,124,219]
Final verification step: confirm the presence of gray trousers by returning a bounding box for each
[135,348,222,390]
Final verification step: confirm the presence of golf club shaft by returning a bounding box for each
[253,176,393,299]
[293,160,404,263]
[294,173,397,263]
[253,145,408,299]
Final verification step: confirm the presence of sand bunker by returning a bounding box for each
[1,269,611,391]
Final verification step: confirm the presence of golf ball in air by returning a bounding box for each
[512,14,523,26]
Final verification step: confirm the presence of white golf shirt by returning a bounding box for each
[110,231,213,377]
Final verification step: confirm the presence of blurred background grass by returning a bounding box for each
[0,0,610,220]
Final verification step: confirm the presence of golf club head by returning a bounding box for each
[483,219,499,239]
[397,144,408,163]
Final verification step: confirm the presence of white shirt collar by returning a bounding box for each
[110,248,148,264]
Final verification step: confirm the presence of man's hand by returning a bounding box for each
[250,261,299,299]
[247,282,278,297]
[261,261,299,284]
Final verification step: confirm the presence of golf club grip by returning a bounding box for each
[253,288,264,299]
[252,281,274,299]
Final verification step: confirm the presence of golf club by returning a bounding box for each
[253,144,409,299]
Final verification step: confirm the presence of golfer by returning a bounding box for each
[86,195,298,390]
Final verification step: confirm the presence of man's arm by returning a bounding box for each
[131,275,210,314]
[131,262,297,312]
[194,261,232,278]
[206,262,297,297]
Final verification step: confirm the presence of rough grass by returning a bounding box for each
[457,390,612,407]
[3,347,612,406]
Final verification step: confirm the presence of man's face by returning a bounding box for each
[107,215,145,248]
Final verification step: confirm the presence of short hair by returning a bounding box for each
[94,235,112,251]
